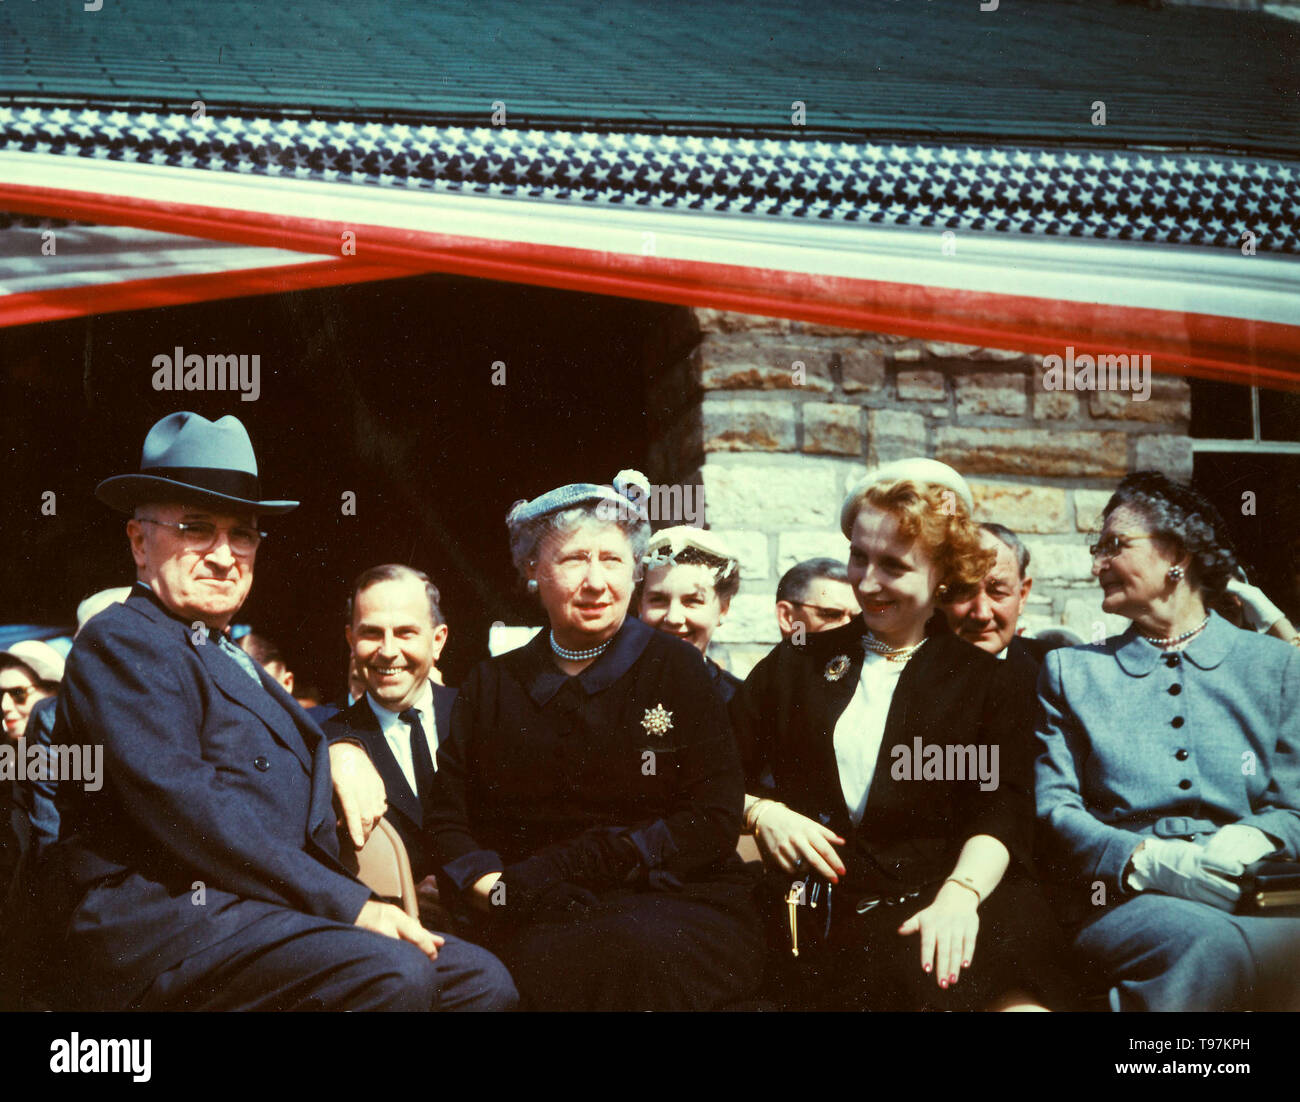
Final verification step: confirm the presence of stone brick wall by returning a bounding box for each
[644,308,1194,679]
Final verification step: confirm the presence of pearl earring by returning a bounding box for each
[527,579,539,594]
[1168,565,1185,582]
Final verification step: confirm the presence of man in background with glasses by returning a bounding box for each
[21,411,515,1012]
[774,557,857,641]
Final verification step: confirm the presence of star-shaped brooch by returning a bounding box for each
[641,702,674,737]
[823,655,850,682]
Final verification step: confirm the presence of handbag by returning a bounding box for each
[776,872,926,956]
[1234,858,1300,916]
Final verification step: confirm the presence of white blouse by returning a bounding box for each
[832,647,914,825]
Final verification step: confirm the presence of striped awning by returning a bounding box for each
[4,107,1297,390]
[2,0,1297,389]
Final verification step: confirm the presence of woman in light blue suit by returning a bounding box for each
[1036,472,1300,1011]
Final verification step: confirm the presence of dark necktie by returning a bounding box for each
[401,707,436,799]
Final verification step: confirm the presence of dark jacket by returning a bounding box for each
[34,587,370,1010]
[425,616,746,902]
[13,696,59,859]
[705,657,743,706]
[730,616,1038,897]
[322,683,457,881]
[1004,633,1050,679]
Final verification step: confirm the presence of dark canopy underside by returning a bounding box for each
[2,0,1297,156]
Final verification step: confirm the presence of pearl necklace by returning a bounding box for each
[549,630,612,662]
[862,632,925,663]
[1139,615,1210,649]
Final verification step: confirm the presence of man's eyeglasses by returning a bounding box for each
[140,518,266,555]
[1088,533,1156,562]
[791,601,855,624]
[1,686,39,706]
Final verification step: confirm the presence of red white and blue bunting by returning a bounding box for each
[1,105,1297,386]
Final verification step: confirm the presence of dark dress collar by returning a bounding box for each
[515,616,654,707]
[705,656,742,705]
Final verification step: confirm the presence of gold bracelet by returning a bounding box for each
[748,799,778,835]
[944,878,981,906]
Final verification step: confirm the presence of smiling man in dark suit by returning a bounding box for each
[32,411,515,1012]
[941,522,1049,677]
[325,565,452,886]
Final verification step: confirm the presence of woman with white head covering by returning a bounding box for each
[637,525,743,704]
[731,458,1076,1010]
[0,641,64,742]
[424,471,763,1011]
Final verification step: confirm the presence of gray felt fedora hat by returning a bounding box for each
[95,411,299,515]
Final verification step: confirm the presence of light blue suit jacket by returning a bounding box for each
[1035,612,1300,914]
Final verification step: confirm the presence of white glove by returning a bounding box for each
[1200,824,1276,876]
[1127,837,1241,910]
[1226,575,1286,632]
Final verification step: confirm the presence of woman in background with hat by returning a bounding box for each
[1,641,64,742]
[425,471,763,1011]
[731,458,1075,1011]
[637,525,743,704]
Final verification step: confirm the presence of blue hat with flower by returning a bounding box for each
[507,469,651,526]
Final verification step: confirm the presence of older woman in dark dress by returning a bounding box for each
[732,459,1077,1011]
[424,472,763,1011]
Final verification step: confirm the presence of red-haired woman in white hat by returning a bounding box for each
[732,458,1076,1011]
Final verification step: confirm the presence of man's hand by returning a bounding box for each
[354,899,443,959]
[415,874,452,929]
[416,874,442,909]
[330,741,387,847]
[470,871,504,914]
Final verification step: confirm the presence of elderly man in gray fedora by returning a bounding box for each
[28,411,516,1011]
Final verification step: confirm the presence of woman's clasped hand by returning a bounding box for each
[750,799,845,880]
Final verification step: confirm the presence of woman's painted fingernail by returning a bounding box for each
[939,979,948,989]
[962,960,970,968]
[923,963,932,973]
[948,973,957,983]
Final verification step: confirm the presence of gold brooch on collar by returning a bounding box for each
[824,655,850,682]
[642,703,674,737]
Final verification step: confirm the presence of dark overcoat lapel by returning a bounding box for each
[732,616,1032,892]
[323,683,458,831]
[326,697,421,827]
[323,682,457,882]
[129,589,345,865]
[36,586,372,1009]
